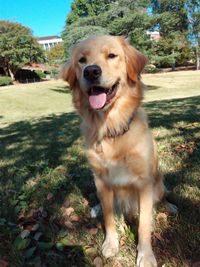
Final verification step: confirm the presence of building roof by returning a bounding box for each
[36,36,62,41]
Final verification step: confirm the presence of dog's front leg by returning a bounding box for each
[137,183,157,267]
[95,178,119,258]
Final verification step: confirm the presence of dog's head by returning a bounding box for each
[62,35,147,110]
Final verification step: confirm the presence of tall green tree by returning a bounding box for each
[150,0,192,68]
[47,43,65,64]
[63,0,197,68]
[63,0,151,58]
[187,0,200,69]
[62,18,109,59]
[66,0,115,25]
[0,20,45,80]
[151,0,188,35]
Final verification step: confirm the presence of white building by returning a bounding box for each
[37,36,63,50]
[146,31,160,41]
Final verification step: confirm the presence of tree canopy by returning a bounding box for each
[62,0,200,69]
[0,20,45,80]
[46,43,65,64]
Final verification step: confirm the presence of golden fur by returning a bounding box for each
[62,35,164,267]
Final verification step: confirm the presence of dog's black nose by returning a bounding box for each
[84,65,102,81]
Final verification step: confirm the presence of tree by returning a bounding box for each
[66,0,116,25]
[150,0,192,68]
[0,20,45,80]
[151,0,188,36]
[63,0,198,69]
[47,43,65,64]
[187,0,200,69]
[62,0,151,58]
[62,24,109,59]
[62,17,109,59]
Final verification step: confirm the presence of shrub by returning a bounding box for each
[15,69,41,81]
[144,64,158,73]
[51,68,59,79]
[0,76,13,86]
[34,70,46,79]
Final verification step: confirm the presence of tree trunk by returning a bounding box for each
[2,67,9,76]
[172,48,175,71]
[8,68,15,81]
[196,34,199,70]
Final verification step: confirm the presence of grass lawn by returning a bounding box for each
[0,71,200,267]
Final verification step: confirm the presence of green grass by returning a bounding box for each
[0,71,200,267]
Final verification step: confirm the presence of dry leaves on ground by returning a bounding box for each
[93,256,103,267]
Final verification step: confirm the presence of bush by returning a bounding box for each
[51,68,59,79]
[0,76,13,86]
[144,64,158,73]
[15,69,41,81]
[34,70,46,79]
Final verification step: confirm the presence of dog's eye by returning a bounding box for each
[108,53,117,59]
[79,57,86,64]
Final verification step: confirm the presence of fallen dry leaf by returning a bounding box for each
[174,141,196,155]
[63,207,74,217]
[96,222,102,229]
[84,245,96,256]
[120,236,127,246]
[18,212,25,221]
[62,199,70,208]
[82,198,89,207]
[27,209,38,219]
[64,221,75,229]
[88,226,98,235]
[46,192,53,201]
[70,214,80,222]
[113,260,123,267]
[93,256,103,267]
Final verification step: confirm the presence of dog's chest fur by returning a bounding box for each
[85,109,152,188]
[104,159,139,186]
[87,136,146,188]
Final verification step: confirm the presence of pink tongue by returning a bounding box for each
[89,93,107,109]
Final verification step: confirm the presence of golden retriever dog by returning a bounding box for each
[62,35,164,267]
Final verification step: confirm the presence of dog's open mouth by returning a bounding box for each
[88,80,120,110]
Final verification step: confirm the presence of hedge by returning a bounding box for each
[0,76,13,86]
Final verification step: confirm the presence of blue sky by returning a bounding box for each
[0,0,73,37]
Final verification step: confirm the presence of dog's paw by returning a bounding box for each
[102,235,119,258]
[136,250,157,267]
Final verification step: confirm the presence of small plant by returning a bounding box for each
[144,64,158,73]
[0,76,13,86]
[34,70,46,79]
[51,68,59,79]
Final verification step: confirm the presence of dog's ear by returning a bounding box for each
[61,62,77,89]
[119,37,147,82]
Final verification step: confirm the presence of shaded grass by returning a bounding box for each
[0,73,200,266]
[145,96,200,266]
